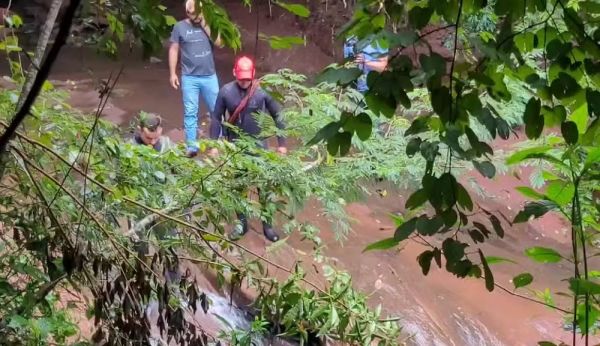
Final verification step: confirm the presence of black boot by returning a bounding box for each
[229,213,249,240]
[262,221,280,242]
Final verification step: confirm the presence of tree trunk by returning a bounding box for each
[16,0,63,109]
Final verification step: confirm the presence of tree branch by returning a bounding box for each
[494,282,570,314]
[17,0,64,109]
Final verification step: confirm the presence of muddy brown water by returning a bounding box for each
[4,1,599,344]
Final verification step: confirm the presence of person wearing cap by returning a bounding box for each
[169,0,222,157]
[343,36,389,93]
[130,111,175,153]
[129,111,182,297]
[209,56,287,242]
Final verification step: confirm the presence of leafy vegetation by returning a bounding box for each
[312,0,600,344]
[3,0,600,344]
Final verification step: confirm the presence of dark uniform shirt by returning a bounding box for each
[210,81,286,147]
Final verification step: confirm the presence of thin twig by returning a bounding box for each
[185,145,247,208]
[48,67,124,208]
[448,0,464,123]
[13,147,160,279]
[11,129,328,293]
[494,282,570,313]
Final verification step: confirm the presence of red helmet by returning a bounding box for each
[233,56,255,80]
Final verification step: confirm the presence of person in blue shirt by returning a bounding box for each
[343,36,389,93]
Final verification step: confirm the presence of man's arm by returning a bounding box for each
[364,56,389,72]
[264,92,286,147]
[168,25,181,89]
[200,15,224,48]
[209,89,226,140]
[168,43,180,75]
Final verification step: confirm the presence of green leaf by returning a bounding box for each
[5,15,23,28]
[418,250,435,275]
[584,147,600,170]
[431,87,452,122]
[443,238,467,262]
[569,278,600,295]
[416,215,444,236]
[316,66,362,86]
[343,113,372,141]
[307,121,340,145]
[525,246,562,263]
[389,213,404,227]
[441,208,458,227]
[495,0,524,16]
[550,72,581,99]
[365,91,396,118]
[489,215,505,238]
[263,35,305,50]
[546,39,568,60]
[394,217,417,241]
[371,13,386,28]
[164,15,177,26]
[456,183,473,211]
[506,146,552,165]
[473,161,496,178]
[42,80,54,92]
[546,180,575,206]
[513,201,558,223]
[515,186,544,200]
[485,256,517,265]
[537,342,557,346]
[420,53,446,80]
[588,89,600,118]
[276,2,310,17]
[405,189,428,210]
[468,229,485,243]
[408,6,433,30]
[496,117,510,139]
[479,249,494,292]
[363,237,400,252]
[523,97,543,139]
[513,273,533,288]
[561,121,579,144]
[406,137,422,157]
[570,102,589,135]
[542,105,567,127]
[326,131,352,156]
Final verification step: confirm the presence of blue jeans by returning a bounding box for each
[181,74,219,150]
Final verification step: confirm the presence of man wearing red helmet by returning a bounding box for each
[209,56,287,242]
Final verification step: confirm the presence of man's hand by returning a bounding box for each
[354,53,365,65]
[276,147,287,155]
[208,148,219,158]
[170,74,180,90]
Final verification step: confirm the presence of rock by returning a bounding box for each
[149,56,162,64]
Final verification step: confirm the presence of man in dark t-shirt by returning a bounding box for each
[209,56,287,242]
[169,0,222,157]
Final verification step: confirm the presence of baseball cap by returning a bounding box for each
[234,56,255,80]
[138,111,162,131]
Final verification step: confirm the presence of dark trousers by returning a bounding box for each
[236,186,273,233]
